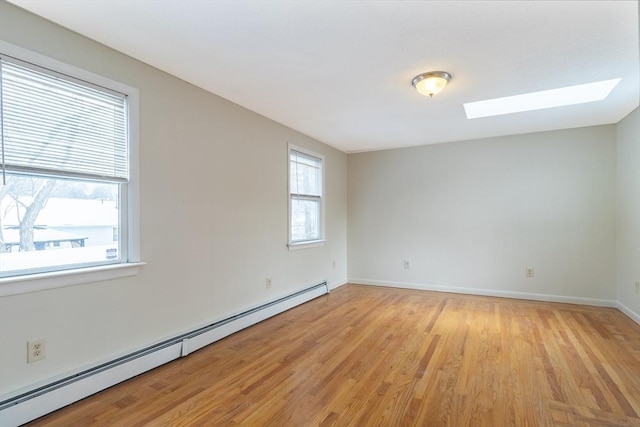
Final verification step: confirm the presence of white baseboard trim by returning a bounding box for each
[2,344,183,427]
[350,278,640,324]
[0,281,329,427]
[328,279,348,291]
[349,278,619,308]
[616,301,640,324]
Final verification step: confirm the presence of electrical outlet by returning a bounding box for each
[635,281,640,294]
[27,339,46,363]
[403,261,410,270]
[266,278,271,289]
[526,268,534,278]
[332,261,336,270]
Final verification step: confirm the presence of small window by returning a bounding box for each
[288,145,324,247]
[0,53,133,277]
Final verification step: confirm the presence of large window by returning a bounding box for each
[0,51,135,278]
[288,145,324,247]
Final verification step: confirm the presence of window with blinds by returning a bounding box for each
[0,54,131,277]
[289,146,324,246]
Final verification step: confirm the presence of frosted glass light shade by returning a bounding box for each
[412,71,451,97]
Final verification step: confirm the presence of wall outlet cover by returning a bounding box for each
[27,339,46,363]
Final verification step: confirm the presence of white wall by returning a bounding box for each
[0,2,347,396]
[616,108,640,318]
[348,126,617,303]
[0,0,635,402]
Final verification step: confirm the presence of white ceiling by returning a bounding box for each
[8,0,640,153]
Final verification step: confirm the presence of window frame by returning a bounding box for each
[0,41,142,296]
[287,143,325,250]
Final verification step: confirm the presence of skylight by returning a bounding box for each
[463,78,621,119]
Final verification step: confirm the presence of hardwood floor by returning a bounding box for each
[27,284,640,426]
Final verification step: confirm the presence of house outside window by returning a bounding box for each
[0,48,138,280]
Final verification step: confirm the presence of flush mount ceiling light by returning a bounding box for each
[412,71,451,97]
[463,78,622,119]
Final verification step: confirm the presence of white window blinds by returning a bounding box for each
[290,150,322,197]
[289,148,323,243]
[0,56,128,182]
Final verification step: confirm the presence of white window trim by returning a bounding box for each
[0,41,142,295]
[0,263,145,297]
[287,239,327,250]
[287,143,326,250]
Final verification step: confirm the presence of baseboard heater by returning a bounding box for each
[0,281,329,427]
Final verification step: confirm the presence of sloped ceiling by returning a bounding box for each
[7,0,640,152]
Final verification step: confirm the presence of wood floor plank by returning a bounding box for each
[26,284,640,426]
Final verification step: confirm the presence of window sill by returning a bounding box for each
[0,262,145,297]
[287,240,326,251]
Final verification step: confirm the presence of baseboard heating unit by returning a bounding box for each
[0,281,329,427]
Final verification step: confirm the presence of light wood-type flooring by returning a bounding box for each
[27,284,640,426]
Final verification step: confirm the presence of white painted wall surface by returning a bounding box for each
[0,0,634,403]
[0,2,347,396]
[616,108,640,318]
[348,126,617,302]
